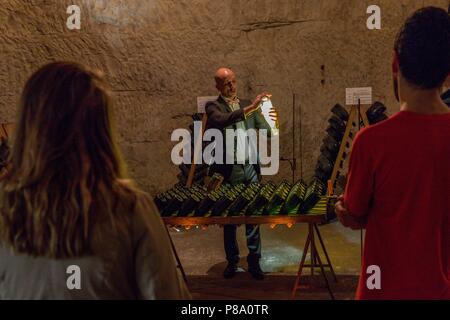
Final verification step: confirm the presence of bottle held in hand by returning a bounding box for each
[260,96,279,136]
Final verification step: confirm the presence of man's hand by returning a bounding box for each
[269,107,279,126]
[335,195,367,230]
[244,92,270,118]
[252,92,270,107]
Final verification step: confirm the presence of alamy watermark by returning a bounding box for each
[367,5,382,30]
[65,5,382,31]
[171,122,279,176]
[66,265,81,290]
[66,5,81,30]
[366,265,381,290]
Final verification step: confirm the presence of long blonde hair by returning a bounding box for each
[0,62,131,258]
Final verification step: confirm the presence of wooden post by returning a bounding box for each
[360,106,370,127]
[186,113,208,187]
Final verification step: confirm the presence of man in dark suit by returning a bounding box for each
[205,67,278,280]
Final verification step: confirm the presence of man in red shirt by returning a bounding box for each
[335,7,450,299]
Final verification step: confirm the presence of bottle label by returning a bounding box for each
[260,97,279,136]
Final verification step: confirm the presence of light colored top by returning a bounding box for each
[0,187,191,300]
[221,95,250,163]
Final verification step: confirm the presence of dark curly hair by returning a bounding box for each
[394,7,450,89]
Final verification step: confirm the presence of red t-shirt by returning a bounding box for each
[344,110,450,300]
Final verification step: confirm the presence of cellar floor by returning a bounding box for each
[170,221,363,300]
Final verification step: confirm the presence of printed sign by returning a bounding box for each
[346,87,372,105]
[197,96,218,113]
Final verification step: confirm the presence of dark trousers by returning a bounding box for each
[224,164,261,266]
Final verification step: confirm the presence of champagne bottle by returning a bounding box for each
[259,96,279,136]
[178,193,203,217]
[307,196,328,214]
[155,186,180,215]
[195,188,223,217]
[154,193,169,211]
[228,182,262,216]
[161,193,185,217]
[245,182,275,216]
[300,178,326,214]
[263,181,292,215]
[211,184,243,216]
[283,180,307,215]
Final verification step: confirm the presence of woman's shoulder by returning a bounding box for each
[115,179,154,208]
[113,179,160,225]
[91,179,161,247]
[112,181,167,248]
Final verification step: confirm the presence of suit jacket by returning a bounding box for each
[205,96,272,181]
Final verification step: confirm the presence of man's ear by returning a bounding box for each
[215,80,223,92]
[392,51,399,76]
[445,73,450,88]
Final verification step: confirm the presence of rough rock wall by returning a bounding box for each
[0,0,448,195]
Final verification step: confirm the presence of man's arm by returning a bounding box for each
[336,130,375,229]
[206,94,267,129]
[205,101,245,129]
[335,196,368,230]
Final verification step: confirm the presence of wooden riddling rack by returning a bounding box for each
[326,102,370,196]
[156,111,332,222]
[319,100,389,197]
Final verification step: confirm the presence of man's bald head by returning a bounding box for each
[215,68,234,84]
[214,67,237,98]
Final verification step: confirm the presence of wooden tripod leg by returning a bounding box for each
[291,232,311,299]
[329,107,357,190]
[310,223,315,277]
[165,225,188,284]
[360,229,364,267]
[310,229,335,300]
[314,224,338,283]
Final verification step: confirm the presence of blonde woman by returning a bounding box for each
[0,62,190,300]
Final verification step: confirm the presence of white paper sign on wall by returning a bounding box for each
[346,87,373,105]
[197,96,218,113]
